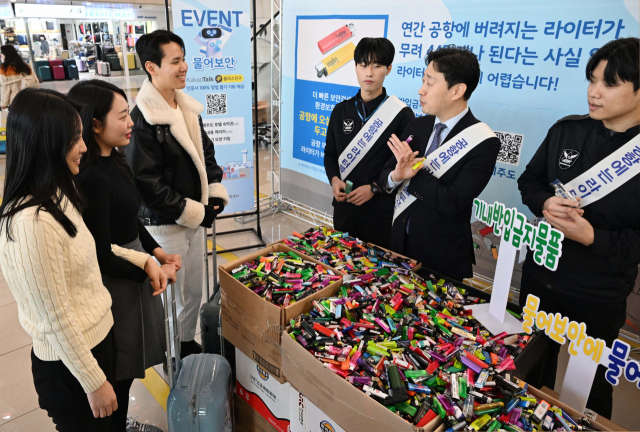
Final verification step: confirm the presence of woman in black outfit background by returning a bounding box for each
[69,80,181,432]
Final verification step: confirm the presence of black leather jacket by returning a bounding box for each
[125,106,223,226]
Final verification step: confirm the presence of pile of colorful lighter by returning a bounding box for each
[282,227,418,274]
[229,250,340,307]
[283,229,596,431]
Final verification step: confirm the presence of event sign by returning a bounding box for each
[171,0,254,214]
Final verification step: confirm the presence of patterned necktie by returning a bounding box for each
[425,122,447,157]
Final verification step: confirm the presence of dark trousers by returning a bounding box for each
[31,330,116,432]
[519,268,627,419]
[333,211,393,249]
[109,379,134,432]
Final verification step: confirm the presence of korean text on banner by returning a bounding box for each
[171,1,255,214]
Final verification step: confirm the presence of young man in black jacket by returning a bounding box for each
[124,30,229,357]
[382,47,500,281]
[517,37,639,418]
[323,38,414,248]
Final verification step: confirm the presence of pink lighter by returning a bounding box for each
[317,23,356,54]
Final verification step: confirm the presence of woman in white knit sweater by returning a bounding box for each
[0,88,170,432]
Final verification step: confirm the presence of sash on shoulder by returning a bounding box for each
[564,135,640,207]
[393,122,496,224]
[338,95,407,180]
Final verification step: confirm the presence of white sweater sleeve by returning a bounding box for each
[13,218,107,393]
[111,244,148,269]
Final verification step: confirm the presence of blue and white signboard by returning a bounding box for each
[171,0,254,214]
[281,0,639,218]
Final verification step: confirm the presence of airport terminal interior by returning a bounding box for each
[0,0,639,431]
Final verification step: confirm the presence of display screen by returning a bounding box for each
[201,27,222,39]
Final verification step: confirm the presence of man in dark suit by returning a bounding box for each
[380,46,500,281]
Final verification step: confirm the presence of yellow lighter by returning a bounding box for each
[315,42,356,78]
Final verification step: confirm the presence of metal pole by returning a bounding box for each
[164,0,171,32]
[252,0,262,239]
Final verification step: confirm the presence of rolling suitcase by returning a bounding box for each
[51,65,65,80]
[97,61,110,77]
[107,56,122,71]
[38,66,51,81]
[66,64,79,80]
[75,58,88,72]
[164,278,234,431]
[199,229,236,378]
[35,60,50,80]
[62,59,76,79]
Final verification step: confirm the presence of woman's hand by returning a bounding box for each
[160,263,177,284]
[144,256,168,296]
[154,248,182,271]
[87,380,117,418]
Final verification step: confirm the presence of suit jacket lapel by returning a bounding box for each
[417,116,436,155]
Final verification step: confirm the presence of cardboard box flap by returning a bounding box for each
[281,331,442,432]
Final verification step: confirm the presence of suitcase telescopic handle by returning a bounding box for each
[205,227,219,301]
[163,282,181,390]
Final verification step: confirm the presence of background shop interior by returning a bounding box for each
[0,1,168,77]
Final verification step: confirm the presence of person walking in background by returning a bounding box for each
[0,88,168,431]
[69,80,180,432]
[124,30,229,358]
[0,44,39,109]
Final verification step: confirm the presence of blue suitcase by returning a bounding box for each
[38,66,51,81]
[164,273,233,432]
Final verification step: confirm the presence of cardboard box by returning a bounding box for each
[281,327,442,432]
[531,386,626,431]
[290,387,346,432]
[236,348,291,432]
[220,244,344,383]
[235,392,279,432]
[253,101,269,124]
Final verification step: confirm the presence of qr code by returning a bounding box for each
[206,93,227,115]
[495,131,524,166]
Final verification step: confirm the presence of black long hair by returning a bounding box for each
[0,44,32,75]
[67,80,133,181]
[0,88,85,240]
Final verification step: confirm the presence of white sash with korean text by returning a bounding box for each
[565,135,640,208]
[338,95,407,180]
[392,122,496,224]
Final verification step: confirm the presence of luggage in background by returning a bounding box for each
[66,64,79,80]
[75,58,88,72]
[38,66,51,81]
[51,65,65,80]
[62,59,76,79]
[34,60,50,80]
[96,61,110,77]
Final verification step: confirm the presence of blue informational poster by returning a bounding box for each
[281,0,639,217]
[171,0,254,214]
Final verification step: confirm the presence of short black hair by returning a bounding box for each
[425,46,480,100]
[354,38,395,67]
[586,37,639,92]
[135,30,186,82]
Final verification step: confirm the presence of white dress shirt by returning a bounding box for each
[387,105,470,190]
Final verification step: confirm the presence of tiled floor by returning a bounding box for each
[0,76,639,431]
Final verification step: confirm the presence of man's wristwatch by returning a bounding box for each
[370,182,380,195]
